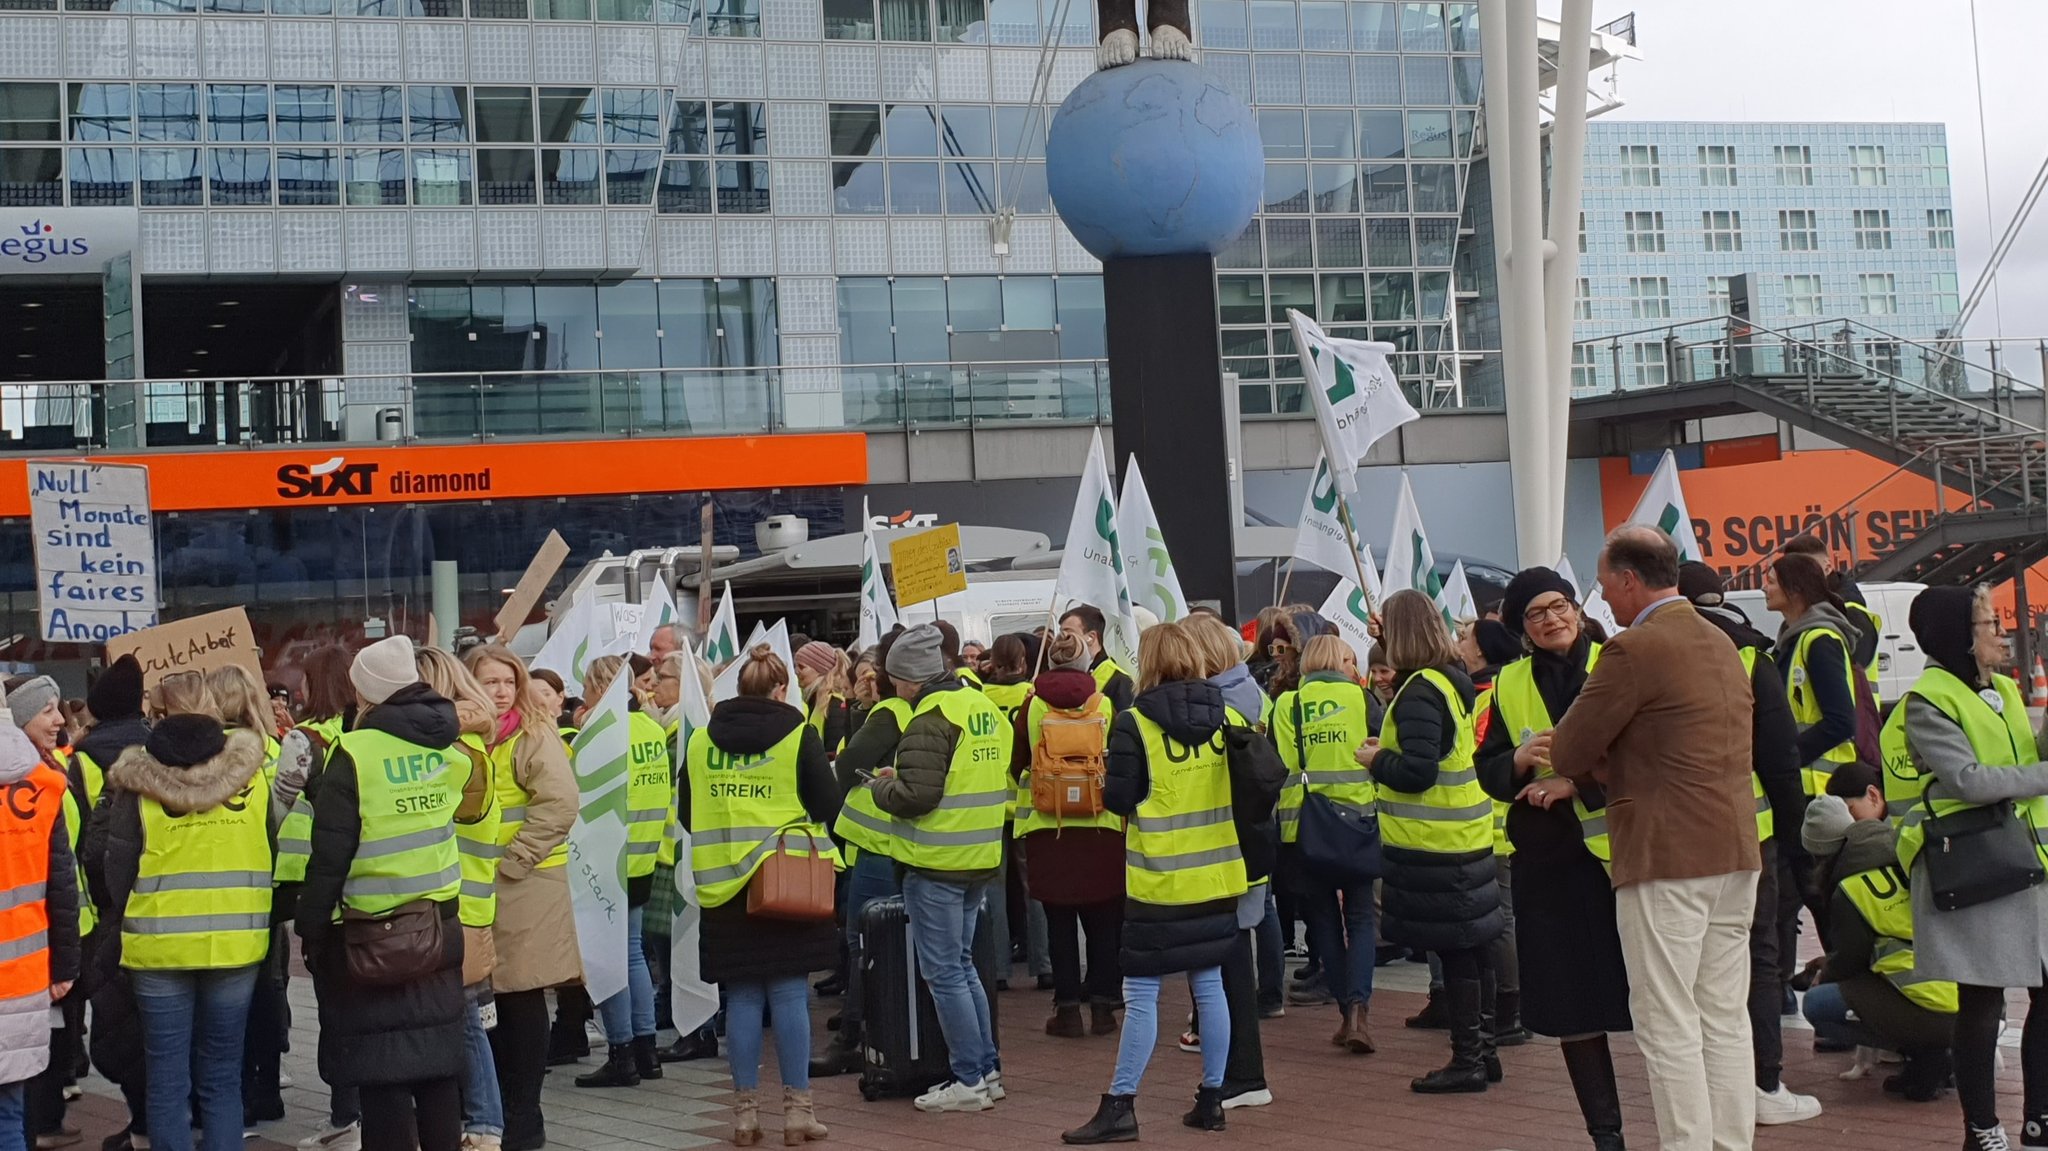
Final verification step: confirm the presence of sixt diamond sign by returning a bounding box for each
[0,208,137,275]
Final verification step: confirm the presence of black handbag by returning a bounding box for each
[1917,788,2046,912]
[1290,697,1384,885]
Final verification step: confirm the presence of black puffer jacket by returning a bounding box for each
[1370,664,1502,953]
[1106,679,1241,978]
[681,696,841,984]
[296,684,466,1089]
[73,715,149,799]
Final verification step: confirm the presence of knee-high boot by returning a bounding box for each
[1561,1034,1625,1151]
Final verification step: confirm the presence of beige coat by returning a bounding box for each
[489,726,583,993]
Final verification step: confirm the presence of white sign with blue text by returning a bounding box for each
[28,462,160,645]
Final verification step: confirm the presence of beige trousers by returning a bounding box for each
[1615,870,1759,1151]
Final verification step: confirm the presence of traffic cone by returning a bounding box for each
[2030,658,2047,708]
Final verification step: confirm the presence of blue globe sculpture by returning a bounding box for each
[1047,60,1263,261]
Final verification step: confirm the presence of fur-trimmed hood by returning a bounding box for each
[106,728,267,815]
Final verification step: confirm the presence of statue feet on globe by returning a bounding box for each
[1095,0,1193,69]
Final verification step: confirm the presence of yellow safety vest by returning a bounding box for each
[452,733,502,928]
[1846,601,1884,705]
[834,698,913,860]
[493,731,568,870]
[624,711,671,880]
[73,751,105,811]
[1273,677,1377,846]
[1127,710,1248,907]
[889,689,1012,873]
[1895,668,2041,875]
[58,787,93,938]
[1490,651,1611,863]
[338,729,466,918]
[806,693,850,759]
[1014,693,1121,836]
[1377,668,1492,855]
[1092,658,1127,699]
[957,667,985,691]
[1731,647,1776,843]
[685,724,840,908]
[1787,626,1861,795]
[1839,863,1958,1014]
[123,772,272,970]
[273,715,345,885]
[981,681,1032,721]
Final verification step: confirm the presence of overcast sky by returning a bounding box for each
[1580,0,2048,344]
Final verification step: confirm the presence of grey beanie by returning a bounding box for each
[1800,794,1855,856]
[886,624,947,683]
[6,676,59,731]
[1053,637,1093,674]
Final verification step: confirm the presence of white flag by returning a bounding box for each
[1355,542,1383,605]
[1379,473,1444,603]
[1555,554,1582,600]
[1626,449,1704,562]
[566,670,634,1003]
[1055,429,1140,672]
[858,498,900,650]
[1320,577,1380,669]
[1118,459,1187,623]
[532,591,601,697]
[1289,309,1419,496]
[604,603,644,649]
[1583,583,1623,635]
[632,576,680,656]
[701,583,739,669]
[712,618,802,707]
[1443,560,1478,622]
[666,652,719,1036]
[1293,452,1378,582]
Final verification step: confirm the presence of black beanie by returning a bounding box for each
[1500,567,1577,637]
[147,714,227,768]
[1474,619,1521,666]
[88,655,145,721]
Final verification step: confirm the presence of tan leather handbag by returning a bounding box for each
[745,826,837,922]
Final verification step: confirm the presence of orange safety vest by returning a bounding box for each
[0,762,63,1083]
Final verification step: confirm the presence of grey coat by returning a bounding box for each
[1905,695,2048,987]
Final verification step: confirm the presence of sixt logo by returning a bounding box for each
[277,456,379,498]
[0,220,90,265]
[870,510,939,530]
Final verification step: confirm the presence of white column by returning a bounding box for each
[1540,0,1594,557]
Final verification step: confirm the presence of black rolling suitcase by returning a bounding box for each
[856,892,1001,1101]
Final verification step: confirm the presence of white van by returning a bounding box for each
[1722,581,1926,702]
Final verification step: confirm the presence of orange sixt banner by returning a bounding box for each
[0,434,869,517]
[1599,449,2048,625]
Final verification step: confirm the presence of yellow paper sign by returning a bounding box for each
[890,523,968,609]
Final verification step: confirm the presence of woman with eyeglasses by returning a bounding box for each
[1892,586,2048,1151]
[1474,568,1632,1150]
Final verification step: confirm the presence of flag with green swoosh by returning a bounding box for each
[1623,449,1704,562]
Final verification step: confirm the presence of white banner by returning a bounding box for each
[857,497,900,650]
[1626,449,1704,562]
[566,671,635,1003]
[1289,309,1418,495]
[1442,561,1478,622]
[632,576,680,656]
[531,591,602,697]
[666,654,719,1035]
[1320,577,1379,669]
[1379,472,1444,604]
[701,583,739,668]
[29,461,159,644]
[1117,459,1187,623]
[1054,429,1139,672]
[1291,453,1360,580]
[712,618,802,707]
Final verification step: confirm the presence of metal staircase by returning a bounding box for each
[1570,316,2048,586]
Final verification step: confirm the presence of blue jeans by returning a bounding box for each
[842,851,901,1034]
[1112,969,1227,1096]
[132,965,259,1151]
[461,991,504,1137]
[902,872,996,1086]
[1303,879,1377,1011]
[599,905,656,1041]
[1254,888,1284,1008]
[1801,982,1873,1049]
[725,978,810,1092]
[0,1080,24,1151]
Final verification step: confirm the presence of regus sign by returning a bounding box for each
[0,220,89,265]
[0,208,137,275]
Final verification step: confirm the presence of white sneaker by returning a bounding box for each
[278,1071,295,1088]
[460,1135,504,1150]
[1968,1126,2012,1151]
[61,1085,80,1101]
[913,1079,995,1113]
[298,1123,363,1151]
[1754,1085,1822,1125]
[1221,1087,1272,1109]
[983,1071,1006,1101]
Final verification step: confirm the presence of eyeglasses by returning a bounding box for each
[1522,600,1576,624]
[1974,617,2002,631]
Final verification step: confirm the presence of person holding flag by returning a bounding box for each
[1062,607,1136,713]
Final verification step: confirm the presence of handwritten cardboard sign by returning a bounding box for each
[104,606,264,689]
[493,529,570,642]
[889,523,968,609]
[28,461,160,645]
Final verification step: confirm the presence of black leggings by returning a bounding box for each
[1436,946,1487,983]
[1044,901,1122,1007]
[360,1078,461,1151]
[1956,983,2048,1129]
[493,989,551,1145]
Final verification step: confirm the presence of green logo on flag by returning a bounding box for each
[704,631,735,667]
[1095,496,1125,576]
[1348,587,1371,621]
[1657,504,1684,538]
[1310,459,1338,514]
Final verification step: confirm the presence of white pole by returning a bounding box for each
[1495,0,1552,568]
[1539,0,1594,561]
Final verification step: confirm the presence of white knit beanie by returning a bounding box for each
[350,635,419,706]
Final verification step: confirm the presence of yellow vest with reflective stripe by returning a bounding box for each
[1880,702,1923,829]
[1895,668,2041,875]
[1377,668,1491,855]
[453,733,502,928]
[1127,710,1248,907]
[624,711,671,880]
[1839,863,1958,1014]
[59,789,94,937]
[685,723,840,908]
[339,729,466,917]
[493,731,568,870]
[1788,626,1860,795]
[1092,659,1126,698]
[1733,647,1775,842]
[74,751,106,811]
[123,774,271,970]
[834,698,913,859]
[1491,650,1611,863]
[1473,684,1513,858]
[1273,678,1377,846]
[807,693,852,759]
[273,716,344,885]
[1846,601,1884,704]
[958,667,984,690]
[982,682,1034,826]
[891,689,1012,873]
[1015,693,1121,836]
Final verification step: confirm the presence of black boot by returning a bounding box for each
[1495,990,1530,1047]
[660,1027,719,1063]
[1478,966,1502,1084]
[1886,1048,1951,1104]
[1411,979,1488,1094]
[810,1028,863,1078]
[1061,1094,1138,1144]
[632,1034,663,1080]
[1405,986,1449,1029]
[1182,1085,1225,1132]
[1562,1034,1625,1151]
[574,1042,641,1088]
[546,1012,591,1066]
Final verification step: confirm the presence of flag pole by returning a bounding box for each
[1277,557,1297,606]
[1336,494,1378,617]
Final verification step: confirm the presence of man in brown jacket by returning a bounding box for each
[1548,526,1761,1151]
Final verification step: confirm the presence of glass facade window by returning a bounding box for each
[1933,272,1959,313]
[1631,341,1666,389]
[1697,144,1735,186]
[1623,210,1663,253]
[275,86,337,143]
[68,83,133,141]
[206,84,269,142]
[1628,275,1669,320]
[278,147,338,204]
[1573,277,1591,321]
[343,87,404,143]
[1571,343,1599,390]
[0,83,60,141]
[208,146,272,204]
[1773,144,1812,185]
[1620,144,1659,187]
[1859,272,1897,315]
[139,146,201,205]
[1706,275,1730,315]
[67,146,133,205]
[1853,208,1892,250]
[1927,208,1955,249]
[1783,274,1822,317]
[1850,144,1887,186]
[138,84,200,142]
[1777,209,1817,251]
[1924,144,1950,187]
[1701,209,1740,252]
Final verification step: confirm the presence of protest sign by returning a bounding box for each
[890,523,968,610]
[105,606,263,688]
[28,461,159,644]
[493,530,569,641]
